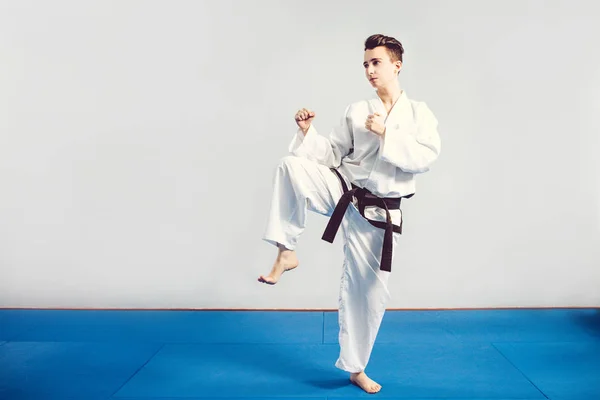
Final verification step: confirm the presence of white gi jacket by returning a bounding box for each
[288,90,441,198]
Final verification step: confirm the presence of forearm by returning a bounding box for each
[289,124,339,167]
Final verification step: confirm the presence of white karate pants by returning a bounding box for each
[263,155,402,373]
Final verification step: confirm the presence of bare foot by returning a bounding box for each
[350,371,381,394]
[258,245,299,285]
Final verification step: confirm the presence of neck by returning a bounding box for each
[376,83,402,106]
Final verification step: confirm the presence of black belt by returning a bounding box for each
[321,168,412,272]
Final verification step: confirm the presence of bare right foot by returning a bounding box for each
[258,245,299,285]
[350,371,382,394]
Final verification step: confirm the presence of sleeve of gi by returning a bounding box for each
[288,104,353,168]
[378,102,441,174]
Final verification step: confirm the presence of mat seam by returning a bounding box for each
[322,311,325,344]
[490,342,550,399]
[109,342,166,397]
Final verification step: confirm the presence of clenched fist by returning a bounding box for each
[295,108,315,134]
[365,112,386,136]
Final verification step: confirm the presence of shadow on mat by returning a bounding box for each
[306,378,350,389]
[572,308,600,336]
[201,342,352,391]
[250,344,349,388]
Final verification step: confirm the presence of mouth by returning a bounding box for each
[369,77,378,82]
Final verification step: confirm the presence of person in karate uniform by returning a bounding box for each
[258,34,441,394]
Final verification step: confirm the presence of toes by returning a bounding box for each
[350,375,381,394]
[258,276,276,285]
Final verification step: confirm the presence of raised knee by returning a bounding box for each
[278,155,303,170]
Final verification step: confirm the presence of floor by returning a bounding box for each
[0,308,599,399]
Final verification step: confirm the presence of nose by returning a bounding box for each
[367,66,374,76]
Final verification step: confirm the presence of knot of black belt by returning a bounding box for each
[321,168,410,273]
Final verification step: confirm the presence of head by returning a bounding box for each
[363,34,404,88]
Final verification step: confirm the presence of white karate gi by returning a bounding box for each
[263,90,441,373]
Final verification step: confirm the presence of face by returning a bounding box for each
[363,46,402,88]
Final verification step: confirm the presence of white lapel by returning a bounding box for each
[368,90,415,129]
[383,91,415,133]
[369,91,417,160]
[367,96,386,119]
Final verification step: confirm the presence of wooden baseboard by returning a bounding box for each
[0,306,598,311]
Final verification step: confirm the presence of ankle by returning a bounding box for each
[277,243,291,251]
[277,244,294,256]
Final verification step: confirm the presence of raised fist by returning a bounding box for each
[295,108,315,134]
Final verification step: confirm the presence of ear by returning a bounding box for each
[396,60,403,74]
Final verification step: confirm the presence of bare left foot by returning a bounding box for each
[350,371,381,394]
[258,245,299,285]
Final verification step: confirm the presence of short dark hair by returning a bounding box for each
[364,34,404,63]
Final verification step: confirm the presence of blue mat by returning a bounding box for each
[0,341,161,400]
[493,342,600,400]
[437,309,599,343]
[112,342,542,398]
[1,309,323,343]
[325,309,599,345]
[116,398,327,400]
[0,310,28,341]
[324,310,460,344]
[0,308,598,399]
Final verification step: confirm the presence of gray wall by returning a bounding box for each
[1,0,599,309]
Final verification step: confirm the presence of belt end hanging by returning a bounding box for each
[321,232,336,243]
[380,253,393,272]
